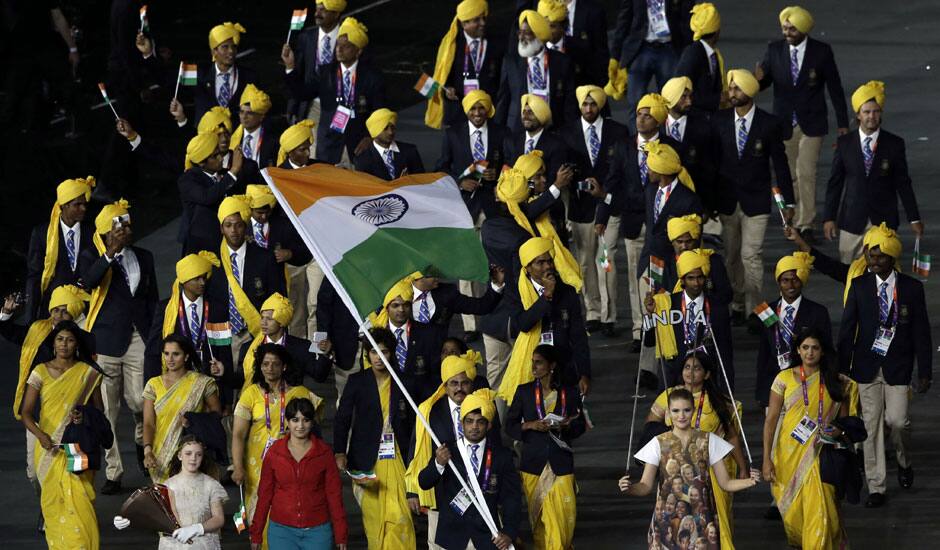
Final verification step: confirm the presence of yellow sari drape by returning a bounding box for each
[146,372,217,483]
[520,468,576,550]
[353,376,415,549]
[31,362,102,550]
[770,370,858,550]
[13,318,54,419]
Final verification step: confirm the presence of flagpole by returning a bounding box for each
[703,323,753,464]
[173,61,183,101]
[286,28,293,44]
[98,83,120,119]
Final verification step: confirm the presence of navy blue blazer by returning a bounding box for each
[25,220,96,322]
[191,62,258,128]
[502,128,567,186]
[254,215,312,267]
[659,112,718,213]
[418,282,502,349]
[659,252,733,307]
[638,181,704,276]
[611,0,694,67]
[562,118,629,223]
[495,50,577,132]
[441,32,505,127]
[505,381,586,475]
[675,41,723,114]
[177,168,236,254]
[207,242,287,314]
[436,121,508,220]
[315,279,360,372]
[352,141,425,181]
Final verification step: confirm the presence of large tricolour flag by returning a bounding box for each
[263,165,489,319]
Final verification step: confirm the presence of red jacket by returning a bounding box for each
[249,435,348,544]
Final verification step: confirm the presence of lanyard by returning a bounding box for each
[335,66,357,106]
[773,301,796,355]
[798,365,825,426]
[177,299,208,348]
[693,390,706,429]
[264,382,287,435]
[481,447,493,490]
[463,39,486,76]
[534,379,566,419]
[680,295,710,345]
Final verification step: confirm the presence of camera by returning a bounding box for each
[576,180,594,192]
[561,162,580,179]
[112,214,131,229]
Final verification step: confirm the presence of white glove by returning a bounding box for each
[113,516,131,530]
[172,523,204,543]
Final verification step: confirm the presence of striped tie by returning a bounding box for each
[417,292,431,323]
[319,35,332,67]
[639,149,649,186]
[384,149,396,179]
[254,222,267,248]
[782,305,795,350]
[790,49,800,126]
[686,300,697,343]
[863,136,874,176]
[530,57,545,90]
[472,130,485,162]
[455,407,463,437]
[113,253,130,288]
[525,138,536,154]
[394,327,407,370]
[229,253,246,333]
[671,121,682,141]
[654,187,666,223]
[219,72,232,108]
[587,124,600,166]
[878,282,890,324]
[736,118,748,158]
[469,39,480,74]
[242,133,253,161]
[470,444,480,474]
[190,303,201,348]
[342,70,353,105]
[66,229,77,271]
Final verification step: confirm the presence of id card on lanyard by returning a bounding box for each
[378,383,396,459]
[331,66,356,133]
[262,384,287,460]
[790,366,824,445]
[463,39,486,96]
[774,303,794,370]
[871,286,898,356]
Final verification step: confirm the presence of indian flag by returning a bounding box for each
[233,502,247,533]
[754,302,779,327]
[139,5,149,32]
[63,443,89,472]
[913,238,931,277]
[414,73,440,99]
[649,256,664,286]
[459,160,487,179]
[290,9,307,30]
[263,165,489,319]
[180,63,198,86]
[206,322,232,346]
[771,187,787,211]
[97,82,111,103]
[597,237,611,273]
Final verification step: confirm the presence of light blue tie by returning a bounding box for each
[670,121,682,141]
[639,149,649,186]
[587,124,600,166]
[384,149,396,179]
[66,229,77,271]
[686,300,697,343]
[469,39,481,74]
[782,305,795,350]
[654,187,666,223]
[394,327,407,371]
[472,130,485,162]
[228,253,246,333]
[219,72,232,108]
[242,133,253,161]
[790,48,800,126]
[470,444,480,474]
[455,407,463,437]
[530,58,545,90]
[319,35,332,67]
[342,69,353,105]
[709,52,717,76]
[736,118,748,158]
[417,292,431,323]
[525,137,536,154]
[863,136,874,176]
[253,222,267,248]
[189,303,201,348]
[878,282,890,324]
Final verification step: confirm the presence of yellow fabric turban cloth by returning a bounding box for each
[851,80,886,113]
[198,107,233,133]
[460,388,497,421]
[637,93,668,123]
[277,120,315,165]
[317,0,347,11]
[462,90,495,118]
[775,251,814,283]
[369,271,422,329]
[513,150,545,180]
[176,251,218,283]
[49,284,90,318]
[677,249,711,278]
[690,3,720,41]
[661,76,692,109]
[57,176,95,205]
[727,69,759,98]
[576,85,607,110]
[246,184,276,209]
[366,108,397,138]
[843,222,901,303]
[339,17,369,49]
[667,214,702,241]
[519,9,551,42]
[645,141,694,191]
[604,58,628,100]
[520,236,554,266]
[537,0,567,23]
[521,93,552,125]
[441,350,481,382]
[217,194,250,224]
[185,130,220,169]
[209,22,245,50]
[779,6,814,34]
[496,167,530,205]
[94,198,130,234]
[238,84,272,114]
[43,177,96,299]
[456,0,487,20]
[261,292,293,326]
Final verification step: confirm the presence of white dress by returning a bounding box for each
[159,473,228,550]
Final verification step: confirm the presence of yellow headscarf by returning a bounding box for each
[239,292,294,391]
[94,198,130,235]
[690,3,720,40]
[462,90,495,118]
[727,69,759,98]
[41,177,95,296]
[513,150,544,180]
[521,93,552,125]
[277,120,315,166]
[368,271,422,329]
[317,0,347,11]
[637,93,668,123]
[779,6,814,34]
[661,76,692,109]
[604,59,628,100]
[209,22,245,50]
[185,130,220,170]
[667,214,702,241]
[49,284,90,319]
[246,184,276,209]
[576,85,607,110]
[851,80,886,113]
[366,108,397,138]
[460,388,497,421]
[217,194,251,224]
[537,0,567,23]
[644,141,694,191]
[671,247,715,293]
[85,199,132,330]
[844,222,901,303]
[424,0,489,129]
[338,17,369,49]
[230,84,272,149]
[198,107,233,133]
[518,9,551,42]
[163,251,219,339]
[775,251,814,283]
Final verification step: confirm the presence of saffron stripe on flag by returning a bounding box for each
[753,302,779,327]
[181,64,198,86]
[414,73,440,99]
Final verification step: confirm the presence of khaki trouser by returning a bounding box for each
[720,206,769,314]
[460,211,487,332]
[571,216,621,324]
[858,369,912,494]
[839,226,870,264]
[100,330,146,481]
[483,333,512,391]
[785,124,824,230]
[426,509,445,550]
[305,260,326,337]
[623,225,646,339]
[287,262,310,339]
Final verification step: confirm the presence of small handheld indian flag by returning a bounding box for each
[459,160,488,179]
[98,82,120,119]
[913,238,931,277]
[233,485,247,533]
[754,302,779,327]
[139,5,149,32]
[287,9,307,42]
[414,73,441,99]
[649,256,664,288]
[597,236,612,273]
[771,186,789,226]
[180,64,198,86]
[63,443,89,472]
[206,322,232,346]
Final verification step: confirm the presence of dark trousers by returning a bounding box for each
[626,42,678,130]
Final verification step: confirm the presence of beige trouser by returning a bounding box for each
[100,330,146,481]
[785,124,824,230]
[623,225,646,339]
[571,216,621,324]
[460,211,487,332]
[720,206,769,314]
[305,260,326,336]
[287,262,310,339]
[839,226,870,264]
[858,369,912,494]
[426,509,445,550]
[483,333,512,390]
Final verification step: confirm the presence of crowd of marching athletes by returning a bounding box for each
[6,0,932,548]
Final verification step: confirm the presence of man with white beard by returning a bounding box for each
[496,9,577,132]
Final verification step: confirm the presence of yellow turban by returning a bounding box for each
[366,108,397,138]
[604,58,628,100]
[496,168,530,205]
[441,349,481,382]
[209,22,245,50]
[198,107,233,133]
[317,0,347,11]
[667,214,702,241]
[369,271,422,329]
[261,292,293,326]
[246,184,276,209]
[843,223,901,303]
[519,9,551,42]
[460,388,497,421]
[49,284,90,318]
[779,6,814,34]
[462,90,495,118]
[537,0,567,23]
[185,130,220,169]
[661,76,692,109]
[217,194,250,224]
[238,84,271,114]
[775,251,814,283]
[520,236,554,266]
[176,251,219,283]
[94,198,130,234]
[690,3,720,41]
[637,93,668,124]
[457,0,487,20]
[277,120,315,166]
[521,93,552,125]
[851,80,886,113]
[513,150,545,180]
[677,249,711,278]
[57,177,95,205]
[645,141,694,191]
[576,85,607,110]
[339,16,369,49]
[727,69,759,98]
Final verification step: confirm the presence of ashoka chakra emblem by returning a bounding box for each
[351,194,409,226]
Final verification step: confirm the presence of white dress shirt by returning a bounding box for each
[734,104,756,136]
[448,397,463,440]
[654,179,678,212]
[435,436,488,477]
[412,284,437,321]
[463,32,487,72]
[181,294,205,330]
[637,133,660,173]
[525,127,544,149]
[388,320,408,352]
[468,121,488,158]
[859,127,880,150]
[226,242,248,287]
[683,291,705,323]
[779,293,802,319]
[700,39,716,72]
[527,50,550,94]
[666,114,687,142]
[104,246,141,295]
[288,159,304,169]
[319,25,340,64]
[241,126,262,162]
[215,63,238,103]
[876,271,897,310]
[566,0,577,36]
[59,220,81,271]
[373,140,401,158]
[530,277,546,296]
[581,117,604,165]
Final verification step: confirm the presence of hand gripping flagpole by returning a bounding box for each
[703,322,752,464]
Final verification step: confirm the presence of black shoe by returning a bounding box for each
[101,479,122,495]
[630,340,642,353]
[800,228,817,245]
[601,323,618,337]
[898,466,914,489]
[463,330,481,344]
[638,370,659,391]
[864,493,886,508]
[763,505,781,520]
[585,320,602,333]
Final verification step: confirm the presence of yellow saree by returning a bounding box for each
[28,362,102,550]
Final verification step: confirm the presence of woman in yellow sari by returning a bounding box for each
[763,328,859,550]
[232,342,323,546]
[647,351,747,549]
[20,321,104,550]
[142,334,222,483]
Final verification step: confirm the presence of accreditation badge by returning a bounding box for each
[790,415,817,445]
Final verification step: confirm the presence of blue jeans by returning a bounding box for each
[267,520,334,549]
[626,42,678,129]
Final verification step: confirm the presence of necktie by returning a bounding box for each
[254,222,267,248]
[782,305,795,349]
[219,72,232,108]
[228,253,246,333]
[189,303,201,347]
[455,407,464,437]
[879,282,890,324]
[639,149,649,186]
[383,149,396,179]
[686,300,697,343]
[113,253,130,288]
[530,56,546,91]
[242,133,253,161]
[472,129,485,162]
[671,120,682,141]
[417,292,431,323]
[469,443,481,474]
[66,228,77,271]
[342,69,353,105]
[790,47,800,85]
[525,137,536,154]
[319,35,332,66]
[863,136,874,176]
[654,186,666,223]
[394,327,407,370]
[469,39,480,74]
[736,118,748,158]
[587,124,600,166]
[709,52,717,76]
